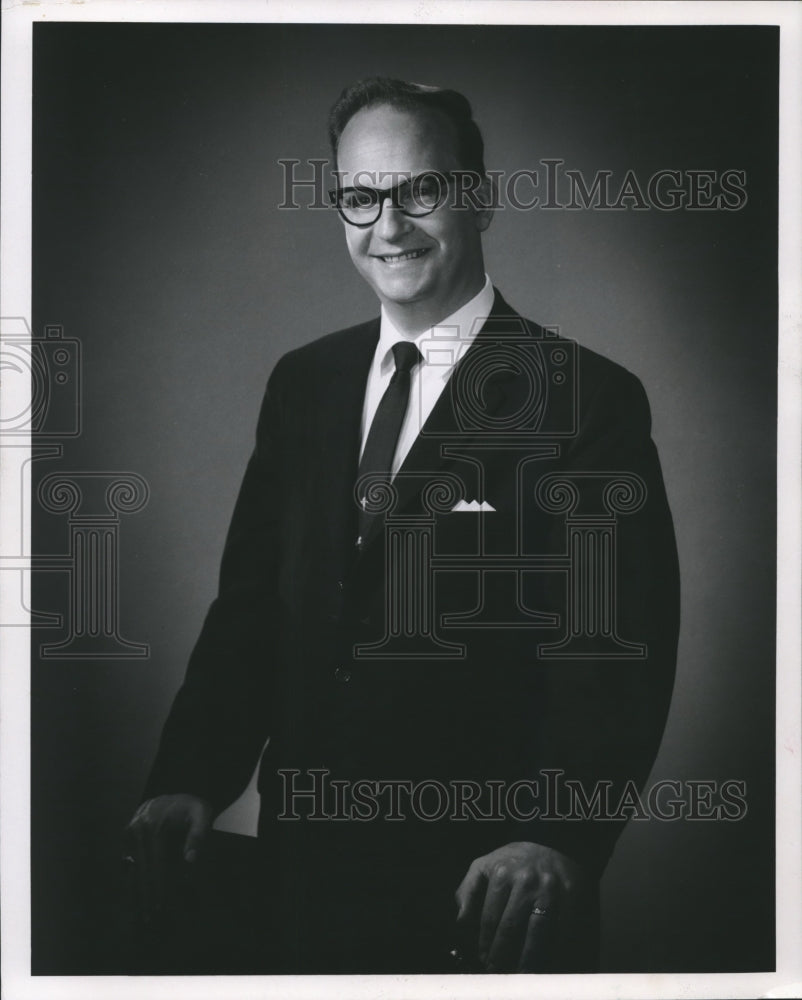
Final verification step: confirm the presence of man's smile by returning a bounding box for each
[372,248,431,264]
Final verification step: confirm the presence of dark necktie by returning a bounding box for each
[356,340,422,548]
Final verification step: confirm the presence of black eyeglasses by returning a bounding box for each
[328,171,462,227]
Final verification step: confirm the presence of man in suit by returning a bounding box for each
[125,77,679,974]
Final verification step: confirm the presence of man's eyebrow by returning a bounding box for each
[335,170,447,190]
[345,169,414,187]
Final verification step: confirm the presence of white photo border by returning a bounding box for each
[1,2,800,998]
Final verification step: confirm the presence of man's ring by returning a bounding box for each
[531,905,548,916]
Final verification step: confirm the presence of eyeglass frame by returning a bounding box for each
[327,170,477,228]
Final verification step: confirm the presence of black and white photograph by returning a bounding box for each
[1,1,800,997]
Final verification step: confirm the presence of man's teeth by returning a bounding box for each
[379,249,427,262]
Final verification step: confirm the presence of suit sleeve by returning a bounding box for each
[143,357,288,815]
[518,366,680,878]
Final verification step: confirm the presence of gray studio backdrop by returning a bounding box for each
[31,24,776,972]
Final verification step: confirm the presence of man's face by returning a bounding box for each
[335,104,490,324]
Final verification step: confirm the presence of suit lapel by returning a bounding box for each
[359,289,534,550]
[312,320,379,564]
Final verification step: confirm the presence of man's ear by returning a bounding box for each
[473,174,496,233]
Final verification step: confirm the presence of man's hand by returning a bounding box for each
[123,793,212,922]
[454,841,583,973]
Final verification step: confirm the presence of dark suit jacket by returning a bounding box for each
[145,288,679,969]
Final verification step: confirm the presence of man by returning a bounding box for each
[126,78,679,974]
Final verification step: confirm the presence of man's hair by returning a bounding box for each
[328,77,486,175]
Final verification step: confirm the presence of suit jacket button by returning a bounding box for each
[334,666,351,683]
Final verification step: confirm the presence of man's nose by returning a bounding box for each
[372,199,413,241]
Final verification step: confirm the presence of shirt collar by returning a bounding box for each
[377,274,495,377]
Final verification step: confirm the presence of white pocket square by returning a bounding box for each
[451,499,496,512]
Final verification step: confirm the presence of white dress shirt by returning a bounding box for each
[359,274,496,476]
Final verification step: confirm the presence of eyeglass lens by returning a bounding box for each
[338,173,449,224]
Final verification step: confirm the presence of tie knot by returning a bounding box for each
[391,341,422,375]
